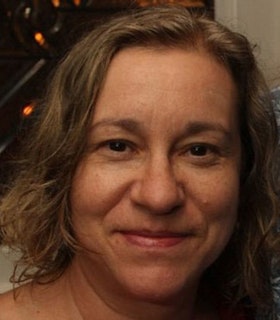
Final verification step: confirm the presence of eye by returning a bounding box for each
[184,143,221,166]
[100,139,137,159]
[107,140,128,152]
[189,144,209,156]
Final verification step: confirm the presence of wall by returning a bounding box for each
[0,247,15,293]
[215,0,280,88]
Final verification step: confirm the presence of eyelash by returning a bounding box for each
[107,140,131,152]
[187,144,218,157]
[98,139,135,155]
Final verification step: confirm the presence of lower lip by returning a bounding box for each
[121,233,187,248]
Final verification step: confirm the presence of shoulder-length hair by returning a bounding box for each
[1,5,279,314]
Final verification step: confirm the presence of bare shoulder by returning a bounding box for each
[0,278,77,320]
[0,289,21,320]
[0,284,39,320]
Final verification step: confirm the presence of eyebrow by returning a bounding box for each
[90,118,234,141]
[90,118,142,135]
[182,121,234,142]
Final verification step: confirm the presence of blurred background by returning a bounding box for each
[0,0,213,159]
[0,0,279,292]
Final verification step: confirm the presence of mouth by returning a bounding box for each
[119,230,189,248]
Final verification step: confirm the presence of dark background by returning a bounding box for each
[0,0,214,167]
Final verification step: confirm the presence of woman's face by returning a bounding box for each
[70,47,241,302]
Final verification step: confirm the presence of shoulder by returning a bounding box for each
[0,279,72,320]
[0,284,40,320]
[0,289,20,320]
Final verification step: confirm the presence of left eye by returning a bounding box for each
[107,140,128,152]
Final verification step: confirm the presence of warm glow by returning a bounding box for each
[22,105,34,117]
[34,32,46,46]
[51,0,60,7]
[73,0,81,6]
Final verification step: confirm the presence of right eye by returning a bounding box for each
[94,139,136,161]
[189,144,210,157]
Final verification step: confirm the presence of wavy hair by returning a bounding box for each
[0,5,279,315]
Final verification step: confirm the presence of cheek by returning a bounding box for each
[191,166,240,210]
[70,164,129,230]
[188,174,240,268]
[189,170,240,237]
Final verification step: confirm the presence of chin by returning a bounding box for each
[115,264,199,304]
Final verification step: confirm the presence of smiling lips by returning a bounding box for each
[120,230,189,248]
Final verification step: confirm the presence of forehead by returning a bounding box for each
[94,46,238,121]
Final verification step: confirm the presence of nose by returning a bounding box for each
[130,156,185,215]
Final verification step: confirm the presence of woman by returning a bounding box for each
[0,6,279,320]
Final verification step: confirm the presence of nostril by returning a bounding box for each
[160,203,183,216]
[130,177,185,215]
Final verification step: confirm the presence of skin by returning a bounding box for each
[0,46,241,320]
